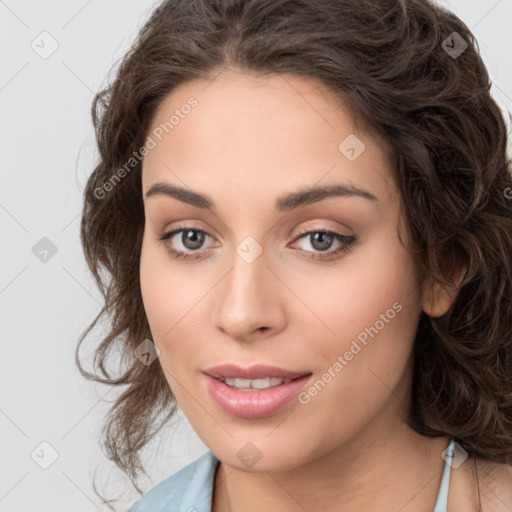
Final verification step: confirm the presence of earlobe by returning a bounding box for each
[421,276,462,318]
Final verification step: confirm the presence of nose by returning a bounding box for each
[211,245,287,342]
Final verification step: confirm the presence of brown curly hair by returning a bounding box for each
[77,0,512,498]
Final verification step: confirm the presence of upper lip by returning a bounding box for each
[203,364,312,380]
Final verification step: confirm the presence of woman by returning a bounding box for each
[78,0,512,510]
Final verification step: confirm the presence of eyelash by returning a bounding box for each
[156,225,356,261]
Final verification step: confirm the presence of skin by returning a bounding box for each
[138,69,510,511]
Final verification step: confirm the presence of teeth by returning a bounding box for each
[221,377,292,390]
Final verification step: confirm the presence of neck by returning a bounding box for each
[212,426,451,512]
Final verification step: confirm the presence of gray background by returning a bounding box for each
[1,1,511,511]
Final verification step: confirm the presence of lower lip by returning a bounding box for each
[204,374,312,419]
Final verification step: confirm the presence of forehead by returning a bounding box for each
[142,70,396,206]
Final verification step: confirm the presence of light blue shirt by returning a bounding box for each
[128,439,455,512]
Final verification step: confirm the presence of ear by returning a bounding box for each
[420,273,463,318]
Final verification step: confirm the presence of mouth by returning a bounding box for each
[215,375,307,391]
[203,363,312,381]
[203,367,313,419]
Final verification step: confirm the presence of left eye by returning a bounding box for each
[157,227,356,260]
[293,230,347,252]
[289,229,356,259]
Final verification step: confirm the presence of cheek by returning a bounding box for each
[140,240,172,333]
[139,236,189,347]
[296,231,419,333]
[290,230,422,399]
[139,236,213,370]
[289,260,420,445]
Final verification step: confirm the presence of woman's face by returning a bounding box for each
[139,70,445,471]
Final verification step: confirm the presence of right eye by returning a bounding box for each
[156,227,217,260]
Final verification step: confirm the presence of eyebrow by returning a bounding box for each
[145,182,378,212]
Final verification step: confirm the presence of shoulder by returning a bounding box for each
[128,451,220,512]
[476,458,512,512]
